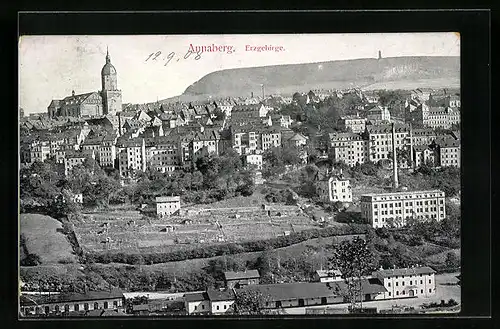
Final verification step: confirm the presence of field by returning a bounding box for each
[74,198,319,254]
[20,214,76,264]
[361,78,460,91]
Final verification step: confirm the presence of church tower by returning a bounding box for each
[101,47,122,116]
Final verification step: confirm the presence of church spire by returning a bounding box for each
[106,46,111,64]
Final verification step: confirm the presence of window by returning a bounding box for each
[194,306,198,310]
[217,305,220,310]
[202,305,205,310]
[387,282,391,287]
[388,292,391,296]
[429,289,432,293]
[113,301,118,308]
[410,281,413,285]
[84,303,89,311]
[402,290,405,295]
[94,302,99,309]
[64,304,70,312]
[104,302,108,309]
[224,305,227,310]
[396,282,399,286]
[396,291,399,296]
[74,304,79,311]
[402,281,405,286]
[421,289,424,294]
[429,279,432,284]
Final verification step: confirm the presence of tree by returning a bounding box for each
[233,289,274,315]
[330,237,378,311]
[445,252,460,270]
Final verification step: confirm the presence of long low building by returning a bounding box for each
[19,289,125,317]
[360,190,446,228]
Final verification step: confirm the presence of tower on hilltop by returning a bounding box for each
[378,50,382,60]
[101,47,122,116]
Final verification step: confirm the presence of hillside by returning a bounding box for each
[20,214,76,264]
[182,56,459,99]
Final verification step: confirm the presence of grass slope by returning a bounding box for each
[20,214,76,264]
[183,56,459,98]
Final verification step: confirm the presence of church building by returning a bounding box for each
[47,48,122,118]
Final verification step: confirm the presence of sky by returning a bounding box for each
[19,33,460,114]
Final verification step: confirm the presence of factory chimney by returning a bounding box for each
[409,123,414,169]
[392,123,399,189]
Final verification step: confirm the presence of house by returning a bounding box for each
[338,115,367,133]
[327,132,368,167]
[331,278,388,302]
[313,269,343,283]
[286,133,308,148]
[155,196,181,217]
[184,292,210,315]
[413,145,437,168]
[433,138,460,168]
[360,190,446,228]
[223,270,261,289]
[364,123,410,165]
[64,150,96,176]
[238,282,344,309]
[316,176,352,203]
[243,154,263,170]
[131,304,150,316]
[206,288,235,315]
[19,289,125,317]
[371,266,437,299]
[367,106,391,122]
[116,137,146,177]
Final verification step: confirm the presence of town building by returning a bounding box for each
[243,154,263,170]
[116,138,146,177]
[155,196,181,218]
[326,132,368,167]
[64,150,96,176]
[413,145,437,168]
[360,190,446,228]
[223,270,261,289]
[367,106,391,123]
[409,104,460,129]
[238,283,345,309]
[146,136,180,173]
[338,115,367,133]
[433,138,461,168]
[364,123,410,165]
[19,290,125,317]
[316,176,352,203]
[285,133,308,148]
[206,289,236,315]
[230,104,269,119]
[411,128,437,146]
[184,292,210,315]
[184,289,235,315]
[371,266,437,299]
[313,270,343,283]
[98,132,118,168]
[48,49,122,118]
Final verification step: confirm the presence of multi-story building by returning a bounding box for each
[364,123,410,165]
[81,135,104,163]
[184,289,235,315]
[327,132,368,167]
[413,145,437,168]
[338,115,367,133]
[411,128,437,146]
[99,132,118,168]
[223,270,261,289]
[116,138,146,177]
[64,150,96,176]
[360,190,446,228]
[30,141,51,163]
[155,196,181,217]
[409,104,460,129]
[192,128,221,158]
[243,154,263,170]
[230,104,269,120]
[261,126,282,151]
[285,133,308,148]
[433,138,461,168]
[371,266,436,299]
[367,106,391,122]
[146,136,179,173]
[316,177,352,203]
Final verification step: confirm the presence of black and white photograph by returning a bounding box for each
[18,32,462,317]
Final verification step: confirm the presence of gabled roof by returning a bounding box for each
[240,282,338,301]
[20,289,124,306]
[206,288,235,302]
[332,278,387,295]
[315,269,342,278]
[224,270,260,281]
[366,123,410,134]
[184,292,209,302]
[373,266,436,278]
[61,92,97,106]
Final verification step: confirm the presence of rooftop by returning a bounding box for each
[206,288,235,302]
[361,190,445,198]
[373,266,436,278]
[184,292,209,302]
[239,282,338,301]
[224,270,260,281]
[20,289,124,306]
[155,196,181,203]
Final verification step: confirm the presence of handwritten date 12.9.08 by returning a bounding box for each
[145,49,202,66]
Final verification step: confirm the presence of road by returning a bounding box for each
[282,272,461,315]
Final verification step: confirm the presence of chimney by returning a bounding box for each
[72,90,75,97]
[251,92,254,98]
[409,123,414,169]
[392,123,399,189]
